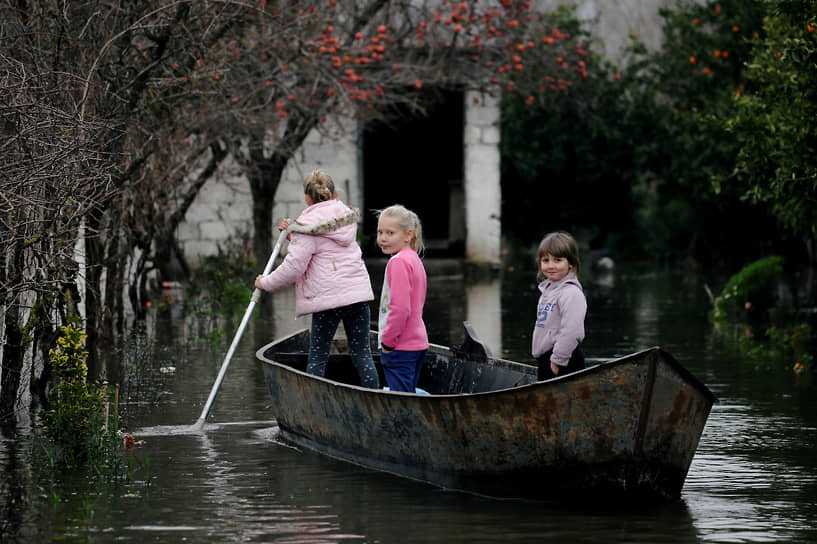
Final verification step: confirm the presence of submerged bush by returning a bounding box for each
[711,256,784,321]
[730,323,815,377]
[187,232,256,318]
[710,256,815,376]
[39,322,119,467]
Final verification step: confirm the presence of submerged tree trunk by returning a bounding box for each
[83,210,114,380]
[0,299,23,421]
[0,238,26,420]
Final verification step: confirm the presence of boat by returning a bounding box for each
[256,322,716,501]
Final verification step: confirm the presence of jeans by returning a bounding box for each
[381,349,427,393]
[307,301,380,389]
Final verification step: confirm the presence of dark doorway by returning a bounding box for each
[361,90,464,257]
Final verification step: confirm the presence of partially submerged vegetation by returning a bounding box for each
[183,233,258,348]
[29,321,184,524]
[709,256,815,377]
[710,256,784,323]
[38,321,119,470]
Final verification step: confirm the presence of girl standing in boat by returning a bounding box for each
[532,231,587,380]
[254,170,380,389]
[376,205,428,393]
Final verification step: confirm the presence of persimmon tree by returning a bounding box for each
[96,0,590,313]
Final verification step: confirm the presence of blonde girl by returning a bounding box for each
[531,231,587,380]
[375,205,428,392]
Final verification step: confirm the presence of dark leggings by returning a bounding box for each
[536,347,585,381]
[308,301,380,389]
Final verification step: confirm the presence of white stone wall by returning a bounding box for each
[176,154,253,265]
[271,117,363,230]
[178,95,505,266]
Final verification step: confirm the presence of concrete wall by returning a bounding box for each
[178,92,505,266]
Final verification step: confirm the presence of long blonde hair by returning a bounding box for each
[376,204,424,256]
[303,170,335,202]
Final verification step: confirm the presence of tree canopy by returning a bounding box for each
[721,0,817,237]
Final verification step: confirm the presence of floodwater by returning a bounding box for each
[2,259,817,543]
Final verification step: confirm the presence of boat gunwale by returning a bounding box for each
[255,328,718,403]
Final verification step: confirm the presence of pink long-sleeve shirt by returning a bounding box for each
[377,248,428,351]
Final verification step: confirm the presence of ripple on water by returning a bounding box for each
[133,420,278,436]
[683,400,817,543]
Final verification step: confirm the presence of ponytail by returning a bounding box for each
[303,170,335,203]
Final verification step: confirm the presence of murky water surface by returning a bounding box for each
[2,262,816,543]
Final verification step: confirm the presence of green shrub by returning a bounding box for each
[187,231,256,317]
[711,255,784,321]
[40,322,118,466]
[182,232,257,348]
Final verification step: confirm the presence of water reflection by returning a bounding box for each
[465,279,502,355]
[115,421,703,544]
[99,423,356,543]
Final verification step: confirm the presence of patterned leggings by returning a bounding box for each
[307,301,380,389]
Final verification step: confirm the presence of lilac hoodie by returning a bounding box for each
[378,248,428,351]
[531,271,587,367]
[257,200,373,317]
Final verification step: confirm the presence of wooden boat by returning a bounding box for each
[256,323,716,501]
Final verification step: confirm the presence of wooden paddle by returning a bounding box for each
[191,207,362,431]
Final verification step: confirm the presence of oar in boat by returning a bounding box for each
[190,207,362,431]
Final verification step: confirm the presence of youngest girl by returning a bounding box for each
[376,205,428,393]
[531,231,587,380]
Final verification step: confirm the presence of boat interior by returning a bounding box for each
[261,323,539,395]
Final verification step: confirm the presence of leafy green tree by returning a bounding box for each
[625,0,771,262]
[721,0,817,252]
[500,10,636,252]
[501,56,639,252]
[500,0,778,264]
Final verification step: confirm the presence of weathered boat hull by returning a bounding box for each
[256,327,716,501]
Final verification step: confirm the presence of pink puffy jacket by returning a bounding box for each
[257,200,374,317]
